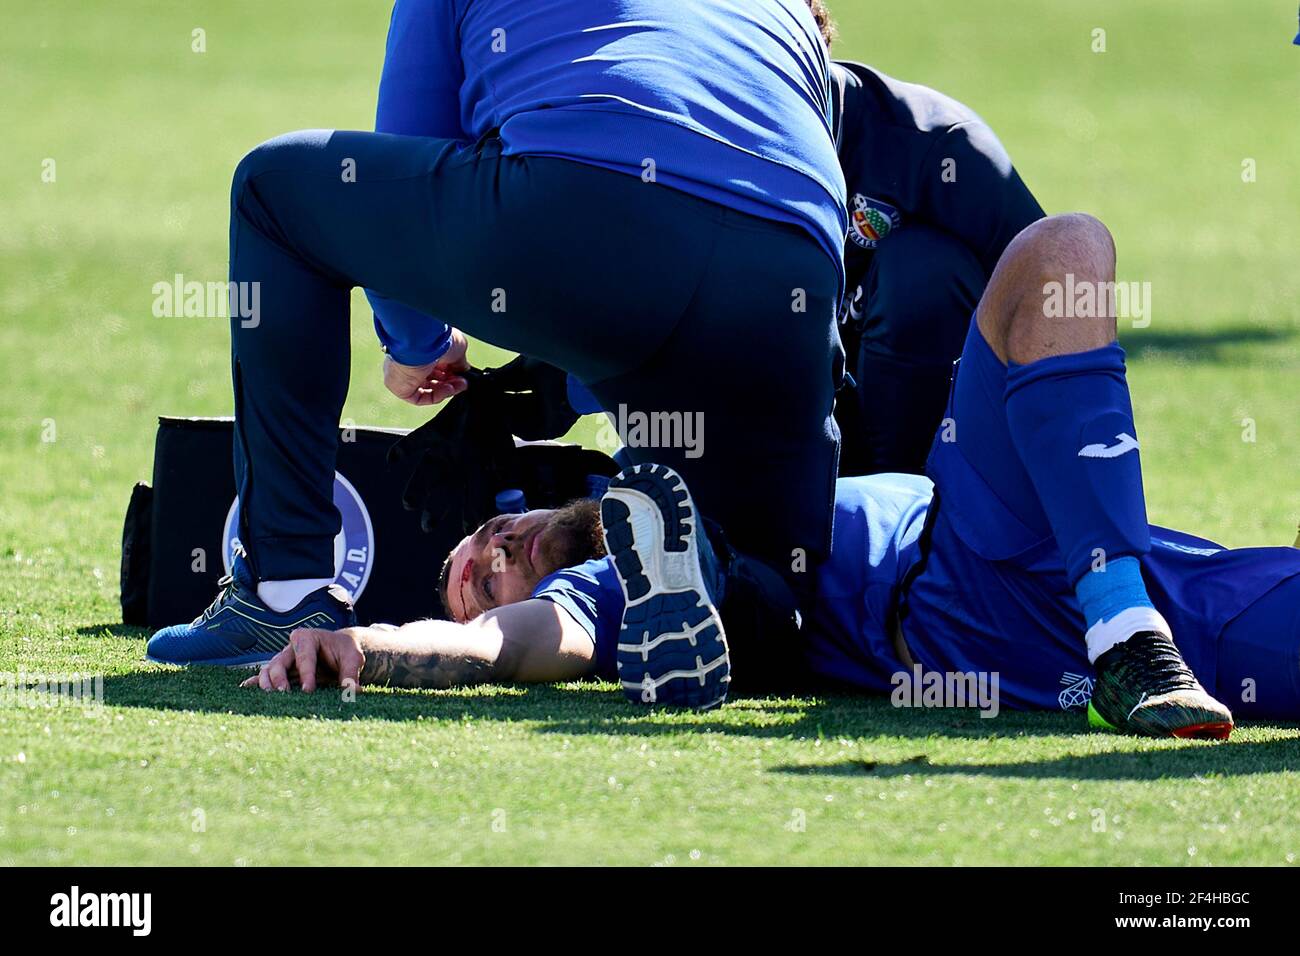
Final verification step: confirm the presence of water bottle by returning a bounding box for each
[586,474,611,500]
[494,488,528,514]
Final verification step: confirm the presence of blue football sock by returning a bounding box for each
[1074,556,1155,629]
[1003,343,1160,657]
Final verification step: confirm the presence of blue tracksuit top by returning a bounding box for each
[365,0,848,365]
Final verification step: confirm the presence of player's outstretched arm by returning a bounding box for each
[241,599,596,693]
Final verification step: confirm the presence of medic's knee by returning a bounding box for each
[230,130,332,209]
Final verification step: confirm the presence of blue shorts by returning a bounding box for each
[906,320,1300,718]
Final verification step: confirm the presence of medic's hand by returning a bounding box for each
[383,328,471,405]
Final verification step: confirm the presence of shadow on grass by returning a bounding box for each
[77,622,149,639]
[99,672,1300,777]
[102,669,1076,739]
[531,693,1076,740]
[101,670,622,724]
[770,734,1300,781]
[1125,323,1297,365]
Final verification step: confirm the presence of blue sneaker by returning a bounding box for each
[146,551,356,667]
[600,464,730,709]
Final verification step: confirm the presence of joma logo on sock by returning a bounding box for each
[890,665,1000,718]
[49,886,152,936]
[1078,433,1139,459]
[1042,273,1151,328]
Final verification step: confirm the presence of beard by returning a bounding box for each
[538,497,607,575]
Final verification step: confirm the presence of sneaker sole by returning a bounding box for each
[146,651,277,668]
[1170,722,1234,741]
[600,464,730,710]
[1087,700,1234,740]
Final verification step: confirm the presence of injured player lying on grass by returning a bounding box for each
[243,214,1300,740]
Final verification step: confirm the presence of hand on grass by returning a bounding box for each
[383,328,471,405]
[241,626,369,694]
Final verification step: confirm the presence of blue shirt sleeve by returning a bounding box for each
[530,558,624,682]
[565,374,604,415]
[366,292,453,367]
[376,0,466,139]
[366,0,467,367]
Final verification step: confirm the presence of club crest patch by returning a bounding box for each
[848,194,901,249]
[222,471,375,601]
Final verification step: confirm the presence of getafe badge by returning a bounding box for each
[847,193,902,250]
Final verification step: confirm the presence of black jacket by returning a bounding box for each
[829,61,1045,322]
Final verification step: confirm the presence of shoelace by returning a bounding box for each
[1116,632,1201,693]
[199,574,237,621]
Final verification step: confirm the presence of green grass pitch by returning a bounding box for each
[1,1,1298,865]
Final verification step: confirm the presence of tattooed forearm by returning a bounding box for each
[359,640,498,689]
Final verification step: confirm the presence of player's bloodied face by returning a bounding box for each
[443,498,605,622]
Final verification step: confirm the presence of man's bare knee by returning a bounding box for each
[976,213,1119,364]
